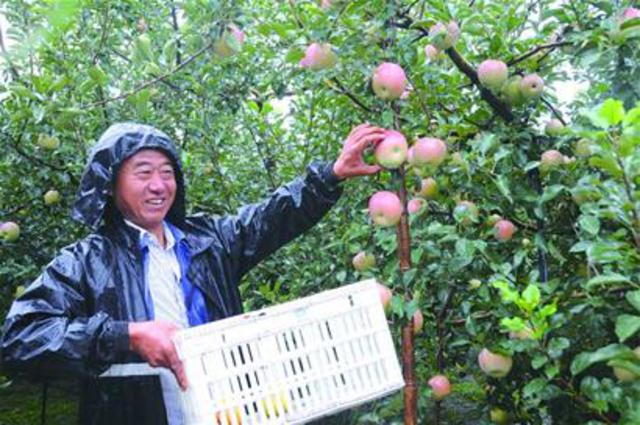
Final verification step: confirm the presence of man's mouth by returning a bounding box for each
[146,198,165,206]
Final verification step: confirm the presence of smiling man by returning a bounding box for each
[0,122,385,425]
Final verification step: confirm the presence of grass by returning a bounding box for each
[0,378,77,425]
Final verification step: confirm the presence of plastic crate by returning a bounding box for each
[173,279,405,425]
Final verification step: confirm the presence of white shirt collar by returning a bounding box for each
[124,220,176,250]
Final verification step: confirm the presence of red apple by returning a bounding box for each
[621,7,640,22]
[412,309,424,334]
[299,43,337,70]
[574,139,592,157]
[454,201,479,225]
[545,119,565,136]
[478,348,513,378]
[520,74,544,99]
[428,375,451,401]
[376,282,393,312]
[214,24,246,58]
[540,149,565,172]
[368,191,403,227]
[371,62,407,100]
[374,130,408,169]
[419,177,438,199]
[477,60,508,91]
[410,137,447,167]
[352,251,375,271]
[407,198,425,215]
[424,44,439,61]
[509,327,534,340]
[494,219,516,241]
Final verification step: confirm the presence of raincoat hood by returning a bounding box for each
[72,123,186,229]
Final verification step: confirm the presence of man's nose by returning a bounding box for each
[148,172,166,192]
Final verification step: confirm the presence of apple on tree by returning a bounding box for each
[368,191,403,227]
[299,43,337,70]
[427,375,451,401]
[409,137,447,167]
[424,44,440,61]
[375,282,393,313]
[612,346,640,382]
[500,76,526,107]
[478,348,513,378]
[214,24,246,58]
[374,130,408,169]
[38,134,60,150]
[519,74,544,99]
[545,119,565,137]
[540,149,567,172]
[352,251,375,271]
[453,200,479,225]
[407,198,425,215]
[418,177,438,199]
[44,189,61,206]
[477,59,508,91]
[494,219,516,241]
[0,221,20,242]
[371,62,407,100]
[429,21,460,50]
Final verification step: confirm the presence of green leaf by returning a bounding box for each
[571,344,629,375]
[578,215,600,236]
[585,273,631,289]
[548,337,570,359]
[491,280,518,303]
[523,378,546,399]
[540,185,565,203]
[589,155,623,178]
[519,284,541,313]
[586,98,625,128]
[626,291,640,312]
[615,314,640,342]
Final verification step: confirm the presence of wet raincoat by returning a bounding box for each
[0,123,343,424]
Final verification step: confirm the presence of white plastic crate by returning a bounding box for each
[173,279,405,425]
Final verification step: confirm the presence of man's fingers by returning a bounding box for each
[173,361,189,391]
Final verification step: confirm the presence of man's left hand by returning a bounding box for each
[332,123,386,180]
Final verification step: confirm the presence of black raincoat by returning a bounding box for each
[0,123,343,424]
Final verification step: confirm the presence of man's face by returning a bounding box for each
[114,149,177,232]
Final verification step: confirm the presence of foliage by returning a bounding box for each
[1,0,639,424]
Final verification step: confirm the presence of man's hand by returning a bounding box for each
[332,124,386,180]
[129,321,188,390]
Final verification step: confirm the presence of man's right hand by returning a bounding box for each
[128,321,188,390]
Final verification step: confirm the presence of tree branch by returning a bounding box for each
[508,41,572,67]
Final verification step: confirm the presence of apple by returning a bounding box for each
[612,346,640,382]
[0,221,20,242]
[410,137,447,167]
[478,348,513,378]
[454,201,479,225]
[376,282,393,312]
[486,214,502,227]
[500,76,526,106]
[320,0,332,9]
[428,375,451,401]
[371,62,407,100]
[509,327,534,340]
[38,134,60,150]
[494,219,516,241]
[545,119,565,137]
[368,191,403,227]
[519,74,544,99]
[429,21,460,50]
[374,130,408,169]
[412,309,424,334]
[214,24,246,58]
[136,17,148,33]
[424,44,439,61]
[540,149,565,172]
[468,279,482,289]
[407,198,425,215]
[477,60,508,91]
[521,238,531,247]
[44,189,61,206]
[352,251,376,271]
[574,138,592,157]
[419,177,438,199]
[299,42,337,70]
[490,408,510,424]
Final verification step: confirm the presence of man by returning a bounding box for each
[0,122,384,424]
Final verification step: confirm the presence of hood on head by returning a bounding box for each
[71,122,186,229]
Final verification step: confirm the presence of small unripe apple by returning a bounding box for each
[477,60,508,91]
[413,309,424,334]
[500,76,526,106]
[410,137,447,167]
[509,327,534,340]
[545,119,565,137]
[454,201,479,225]
[612,346,640,382]
[368,191,403,227]
[375,130,408,169]
[574,138,592,157]
[494,219,516,241]
[424,44,439,61]
[352,251,376,271]
[38,134,60,150]
[407,198,425,215]
[540,149,565,172]
[521,238,531,247]
[486,214,502,227]
[299,43,337,70]
[419,178,438,199]
[136,17,148,33]
[372,62,407,100]
[0,221,20,242]
[376,282,393,312]
[490,408,510,424]
[429,21,460,50]
[44,189,61,206]
[428,375,451,401]
[519,74,544,99]
[478,348,513,378]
